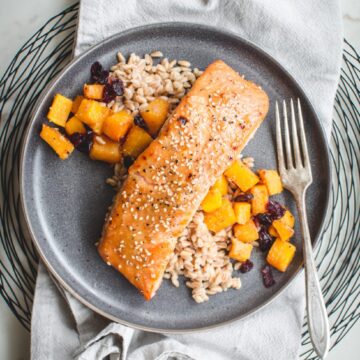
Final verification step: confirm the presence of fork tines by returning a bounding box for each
[275,99,311,173]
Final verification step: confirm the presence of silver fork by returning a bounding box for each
[275,99,330,359]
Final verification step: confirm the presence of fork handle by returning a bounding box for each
[296,192,330,359]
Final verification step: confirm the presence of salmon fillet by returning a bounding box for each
[98,60,269,300]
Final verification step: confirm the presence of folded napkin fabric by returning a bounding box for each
[31,1,343,359]
[75,0,343,138]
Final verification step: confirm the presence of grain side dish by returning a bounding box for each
[40,52,297,303]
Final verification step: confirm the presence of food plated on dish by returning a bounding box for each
[40,52,298,302]
[21,24,331,330]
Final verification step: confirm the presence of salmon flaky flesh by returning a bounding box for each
[98,60,269,300]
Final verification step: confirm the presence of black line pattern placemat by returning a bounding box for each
[0,4,358,358]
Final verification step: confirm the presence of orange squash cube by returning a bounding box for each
[233,219,259,243]
[229,239,253,262]
[272,219,294,241]
[269,225,278,237]
[83,84,104,100]
[233,202,251,225]
[122,125,153,159]
[75,99,111,134]
[71,95,84,114]
[204,198,236,233]
[40,124,74,160]
[282,210,295,228]
[140,98,169,136]
[102,110,133,141]
[47,94,73,127]
[259,169,283,195]
[212,175,228,195]
[89,135,121,164]
[201,188,223,213]
[267,238,296,272]
[65,116,86,136]
[269,210,295,237]
[250,184,269,215]
[224,160,259,192]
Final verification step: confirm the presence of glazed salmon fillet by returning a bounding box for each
[98,60,269,300]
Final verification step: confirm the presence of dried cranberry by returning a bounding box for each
[69,129,93,154]
[134,115,148,131]
[90,61,102,77]
[261,265,276,288]
[109,78,124,96]
[267,200,285,220]
[69,132,85,148]
[102,83,117,103]
[90,61,109,84]
[254,213,273,228]
[239,260,254,273]
[234,193,254,202]
[78,133,93,154]
[258,228,274,252]
[123,155,134,168]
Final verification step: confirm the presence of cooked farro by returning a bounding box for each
[165,212,241,303]
[108,51,202,117]
[242,156,255,168]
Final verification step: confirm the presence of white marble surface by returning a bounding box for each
[0,0,358,359]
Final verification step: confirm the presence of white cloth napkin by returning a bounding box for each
[31,1,343,359]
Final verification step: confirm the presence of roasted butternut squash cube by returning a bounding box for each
[259,169,283,195]
[282,210,295,228]
[201,188,223,213]
[201,176,228,213]
[75,99,111,134]
[83,84,104,100]
[204,198,236,233]
[250,184,269,215]
[47,94,73,127]
[233,202,251,225]
[269,210,295,237]
[122,125,153,159]
[102,110,133,141]
[212,175,228,195]
[40,124,74,160]
[224,160,259,192]
[140,98,169,136]
[89,135,121,164]
[229,239,253,262]
[71,95,84,114]
[272,219,294,241]
[269,225,278,237]
[65,116,86,136]
[267,238,296,272]
[233,219,259,243]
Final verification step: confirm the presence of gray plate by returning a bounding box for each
[21,23,330,332]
